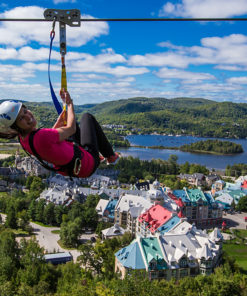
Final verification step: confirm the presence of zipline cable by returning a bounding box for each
[1,17,247,22]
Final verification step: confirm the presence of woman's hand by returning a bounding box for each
[56,89,76,141]
[60,89,73,105]
[53,110,67,129]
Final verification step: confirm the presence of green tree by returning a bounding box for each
[0,230,19,282]
[43,203,55,225]
[236,195,247,212]
[25,176,34,190]
[17,210,29,231]
[5,204,17,229]
[30,177,45,195]
[60,217,81,247]
[17,238,45,287]
[54,205,65,226]
[28,200,37,220]
[35,199,46,222]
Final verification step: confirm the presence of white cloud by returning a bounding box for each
[68,49,149,76]
[128,52,190,68]
[215,65,246,71]
[0,63,36,82]
[53,0,76,4]
[159,0,247,18]
[156,67,215,81]
[130,34,247,70]
[227,76,247,84]
[0,6,109,47]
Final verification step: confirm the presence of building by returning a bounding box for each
[211,180,225,196]
[38,184,85,206]
[115,222,223,280]
[96,199,110,221]
[102,224,127,240]
[114,194,152,227]
[171,188,222,228]
[44,252,73,265]
[127,206,145,236]
[178,173,206,187]
[15,153,50,176]
[104,199,118,222]
[137,204,180,237]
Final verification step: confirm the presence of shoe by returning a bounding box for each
[99,155,105,163]
[106,152,120,165]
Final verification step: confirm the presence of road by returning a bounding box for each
[29,222,82,262]
[0,212,95,263]
[223,211,247,229]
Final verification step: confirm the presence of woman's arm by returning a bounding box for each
[52,110,66,129]
[55,89,76,142]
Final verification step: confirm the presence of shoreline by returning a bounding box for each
[0,154,12,159]
[130,145,243,156]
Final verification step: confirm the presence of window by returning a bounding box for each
[150,272,158,279]
[180,269,188,277]
[180,259,187,268]
[171,269,177,277]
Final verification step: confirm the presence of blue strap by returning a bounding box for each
[48,33,62,115]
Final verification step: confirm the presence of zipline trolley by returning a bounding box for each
[44,9,81,118]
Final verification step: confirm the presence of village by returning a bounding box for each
[0,152,246,282]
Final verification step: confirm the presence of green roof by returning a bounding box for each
[186,188,207,203]
[140,237,167,270]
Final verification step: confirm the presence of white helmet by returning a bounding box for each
[0,100,22,130]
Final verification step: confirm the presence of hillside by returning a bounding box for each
[88,97,247,138]
[2,97,247,138]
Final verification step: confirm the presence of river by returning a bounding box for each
[117,135,247,170]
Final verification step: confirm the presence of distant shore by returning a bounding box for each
[0,154,12,159]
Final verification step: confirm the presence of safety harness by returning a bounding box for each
[19,129,83,177]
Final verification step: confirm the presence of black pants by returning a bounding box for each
[71,113,114,171]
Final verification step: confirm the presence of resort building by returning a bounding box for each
[170,188,222,228]
[137,204,181,237]
[102,224,127,240]
[115,222,223,280]
[114,194,152,227]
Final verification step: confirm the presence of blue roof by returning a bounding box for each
[158,215,181,234]
[115,241,146,269]
[105,199,117,214]
[204,192,214,204]
[173,189,190,203]
[215,200,231,209]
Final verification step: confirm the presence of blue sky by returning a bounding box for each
[1,1,247,105]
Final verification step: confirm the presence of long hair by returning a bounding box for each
[0,125,20,139]
[0,105,26,139]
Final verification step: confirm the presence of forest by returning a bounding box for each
[3,96,247,141]
[180,139,243,154]
[115,155,209,187]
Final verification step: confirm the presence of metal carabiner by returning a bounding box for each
[50,18,56,39]
[73,158,82,176]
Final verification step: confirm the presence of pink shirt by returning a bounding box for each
[20,128,95,178]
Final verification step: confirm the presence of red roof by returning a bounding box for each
[167,192,184,208]
[242,180,247,188]
[138,204,173,233]
[177,210,184,218]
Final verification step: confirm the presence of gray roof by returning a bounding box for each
[102,224,126,237]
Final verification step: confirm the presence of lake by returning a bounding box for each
[117,135,247,170]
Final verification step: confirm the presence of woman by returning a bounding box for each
[0,89,119,178]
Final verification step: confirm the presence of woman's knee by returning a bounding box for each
[80,112,93,123]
